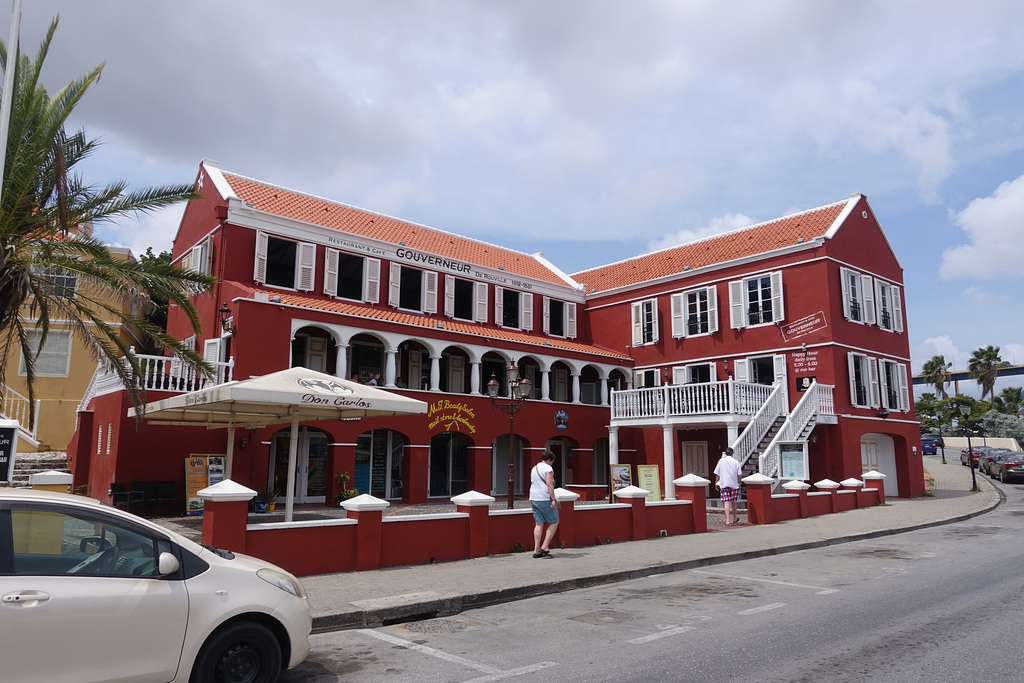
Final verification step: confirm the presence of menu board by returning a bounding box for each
[610,463,632,501]
[779,443,807,480]
[637,465,662,501]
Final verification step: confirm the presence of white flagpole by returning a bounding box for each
[0,0,22,205]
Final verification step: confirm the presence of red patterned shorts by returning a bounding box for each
[720,486,739,502]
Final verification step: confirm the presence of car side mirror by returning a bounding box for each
[158,552,180,576]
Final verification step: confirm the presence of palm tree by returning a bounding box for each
[921,354,952,398]
[967,345,1009,405]
[993,386,1024,417]
[0,18,214,427]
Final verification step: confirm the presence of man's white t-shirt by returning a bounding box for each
[530,461,554,500]
[714,455,742,489]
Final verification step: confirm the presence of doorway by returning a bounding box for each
[545,436,576,487]
[861,433,897,496]
[269,427,329,504]
[681,440,709,494]
[355,429,405,499]
[492,434,525,497]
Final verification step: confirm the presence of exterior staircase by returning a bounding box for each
[0,451,70,489]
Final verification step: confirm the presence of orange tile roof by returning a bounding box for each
[222,173,570,287]
[248,288,629,360]
[572,199,852,292]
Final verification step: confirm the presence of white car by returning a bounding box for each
[0,487,311,683]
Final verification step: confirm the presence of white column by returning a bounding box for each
[600,374,609,406]
[609,426,619,465]
[571,373,581,403]
[663,424,676,500]
[541,369,551,401]
[430,355,441,392]
[726,420,740,449]
[470,360,481,395]
[335,343,349,379]
[385,349,397,387]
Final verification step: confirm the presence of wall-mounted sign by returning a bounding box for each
[427,400,477,433]
[779,442,808,480]
[554,410,569,431]
[637,464,662,501]
[796,376,816,392]
[0,420,18,483]
[780,311,828,342]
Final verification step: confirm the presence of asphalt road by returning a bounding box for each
[282,458,1024,682]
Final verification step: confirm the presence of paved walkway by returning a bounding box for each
[297,456,1000,632]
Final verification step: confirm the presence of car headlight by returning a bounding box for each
[257,568,306,598]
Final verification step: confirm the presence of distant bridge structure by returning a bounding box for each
[912,365,1024,395]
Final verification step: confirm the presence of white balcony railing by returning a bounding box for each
[610,379,775,423]
[78,352,234,410]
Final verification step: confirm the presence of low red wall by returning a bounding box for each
[805,492,832,516]
[746,483,882,526]
[835,490,858,512]
[381,515,468,567]
[645,501,693,537]
[770,494,799,520]
[487,510,536,555]
[575,505,633,546]
[245,521,357,576]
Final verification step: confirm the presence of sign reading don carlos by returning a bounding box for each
[427,400,477,434]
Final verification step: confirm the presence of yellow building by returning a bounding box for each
[0,225,145,453]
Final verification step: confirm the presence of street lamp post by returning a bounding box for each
[487,363,533,510]
[959,403,978,492]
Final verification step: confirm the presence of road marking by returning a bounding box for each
[691,569,840,595]
[739,602,787,615]
[628,625,696,644]
[360,629,556,679]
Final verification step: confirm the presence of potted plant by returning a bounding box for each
[265,487,280,512]
[253,486,279,514]
[333,471,360,505]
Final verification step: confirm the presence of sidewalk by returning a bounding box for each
[300,455,1001,633]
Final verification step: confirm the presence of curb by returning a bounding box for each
[310,492,1001,633]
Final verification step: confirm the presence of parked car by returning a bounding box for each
[0,488,312,683]
[989,451,1024,483]
[961,445,993,467]
[979,448,1013,475]
[920,433,945,455]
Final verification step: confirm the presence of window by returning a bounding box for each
[19,329,72,377]
[874,280,903,333]
[879,359,910,411]
[671,286,718,338]
[729,272,783,328]
[388,263,437,313]
[673,362,714,384]
[633,368,659,387]
[631,299,659,345]
[180,236,212,275]
[495,287,533,330]
[444,275,488,322]
[254,231,315,290]
[543,297,578,338]
[37,263,78,298]
[324,249,381,302]
[848,352,880,408]
[840,266,875,325]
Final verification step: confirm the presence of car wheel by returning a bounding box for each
[191,622,281,683]
[1001,470,1008,483]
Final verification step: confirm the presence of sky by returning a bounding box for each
[7,1,1024,395]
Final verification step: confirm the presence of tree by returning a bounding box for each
[921,354,952,399]
[968,345,1009,405]
[914,392,941,434]
[0,18,215,427]
[992,386,1024,417]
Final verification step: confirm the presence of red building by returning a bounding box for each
[70,162,922,508]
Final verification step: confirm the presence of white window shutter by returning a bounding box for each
[840,267,852,320]
[364,257,380,303]
[180,248,193,273]
[672,366,687,384]
[670,293,684,338]
[631,302,643,346]
[893,287,903,332]
[444,274,455,318]
[862,274,876,325]
[649,300,659,343]
[770,271,784,322]
[389,262,401,307]
[254,231,268,284]
[324,248,339,297]
[709,362,717,380]
[522,293,533,331]
[879,361,891,409]
[706,286,719,333]
[296,242,316,291]
[868,357,880,408]
[773,353,787,389]
[543,296,551,335]
[566,302,577,339]
[424,271,438,314]
[475,282,488,322]
[734,358,749,383]
[634,371,647,388]
[848,353,858,405]
[495,286,504,327]
[729,280,745,329]
[897,362,910,411]
[204,338,222,364]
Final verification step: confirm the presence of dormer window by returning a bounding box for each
[254,231,315,291]
[543,297,577,339]
[388,263,437,313]
[495,287,533,330]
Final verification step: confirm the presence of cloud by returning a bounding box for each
[647,213,754,253]
[940,174,1024,280]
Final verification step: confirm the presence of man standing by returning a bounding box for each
[530,451,558,558]
[714,447,743,526]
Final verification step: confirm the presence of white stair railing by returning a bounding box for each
[759,381,829,479]
[0,384,41,443]
[732,382,786,471]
